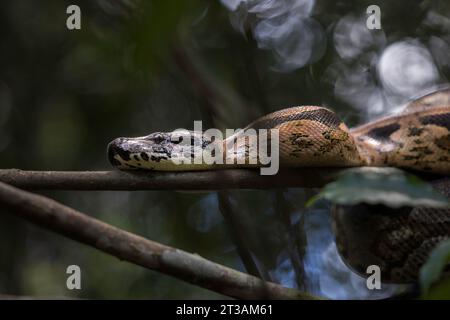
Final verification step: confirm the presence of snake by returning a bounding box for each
[108,88,450,284]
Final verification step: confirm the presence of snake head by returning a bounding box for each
[107,131,212,170]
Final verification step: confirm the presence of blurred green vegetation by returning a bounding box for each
[0,0,449,299]
[421,239,450,299]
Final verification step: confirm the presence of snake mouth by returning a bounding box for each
[107,138,131,167]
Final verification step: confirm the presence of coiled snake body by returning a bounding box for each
[108,89,450,283]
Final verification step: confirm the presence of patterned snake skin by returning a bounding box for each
[333,179,450,283]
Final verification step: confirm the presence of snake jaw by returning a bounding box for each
[107,137,130,168]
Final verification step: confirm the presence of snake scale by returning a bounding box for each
[108,88,450,283]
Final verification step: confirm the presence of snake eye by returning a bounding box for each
[171,135,183,144]
[152,133,165,144]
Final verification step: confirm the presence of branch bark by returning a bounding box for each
[0,168,339,191]
[0,181,318,300]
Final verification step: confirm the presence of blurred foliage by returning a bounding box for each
[308,168,449,208]
[0,0,449,299]
[421,239,450,299]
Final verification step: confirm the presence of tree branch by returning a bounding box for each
[0,181,319,300]
[0,168,339,190]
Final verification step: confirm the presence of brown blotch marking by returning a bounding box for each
[403,155,421,161]
[322,129,349,141]
[291,132,310,138]
[420,112,450,131]
[141,152,150,161]
[344,144,357,152]
[409,146,434,155]
[434,134,450,151]
[312,129,350,157]
[289,133,314,151]
[366,123,401,141]
[150,155,168,162]
[407,127,425,137]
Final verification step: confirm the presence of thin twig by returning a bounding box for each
[0,181,319,300]
[275,191,307,290]
[218,191,272,281]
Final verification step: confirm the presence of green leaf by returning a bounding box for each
[420,239,450,297]
[421,277,450,300]
[308,167,449,208]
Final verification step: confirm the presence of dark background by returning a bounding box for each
[0,0,448,299]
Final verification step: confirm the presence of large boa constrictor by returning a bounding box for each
[108,89,450,283]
